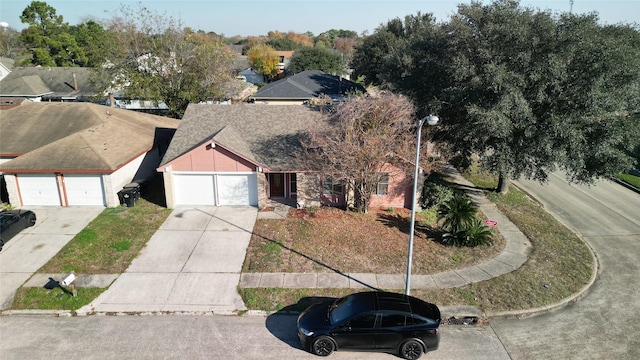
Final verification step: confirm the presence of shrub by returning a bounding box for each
[438,194,477,233]
[438,195,493,247]
[421,173,455,209]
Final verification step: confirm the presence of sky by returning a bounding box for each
[1,0,639,36]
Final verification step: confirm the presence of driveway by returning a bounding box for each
[83,206,257,314]
[491,173,640,359]
[0,206,104,309]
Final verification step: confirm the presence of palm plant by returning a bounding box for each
[437,194,477,233]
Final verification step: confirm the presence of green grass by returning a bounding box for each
[11,287,106,311]
[38,199,171,274]
[618,172,640,188]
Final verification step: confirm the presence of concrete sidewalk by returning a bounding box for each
[77,206,257,315]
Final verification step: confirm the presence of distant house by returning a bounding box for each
[0,67,99,109]
[0,102,179,207]
[275,50,294,72]
[233,55,264,85]
[251,70,365,105]
[0,57,13,82]
[157,104,414,210]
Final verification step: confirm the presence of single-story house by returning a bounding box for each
[0,102,180,207]
[251,70,366,105]
[0,67,98,109]
[157,104,415,210]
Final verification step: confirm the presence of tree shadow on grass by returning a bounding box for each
[375,212,443,244]
[251,232,381,291]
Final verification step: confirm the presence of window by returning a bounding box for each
[348,314,377,329]
[406,315,427,325]
[380,314,406,328]
[376,173,389,196]
[290,173,297,194]
[323,176,343,196]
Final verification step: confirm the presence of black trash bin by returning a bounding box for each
[119,182,141,207]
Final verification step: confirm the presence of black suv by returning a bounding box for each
[0,209,36,251]
[297,291,441,359]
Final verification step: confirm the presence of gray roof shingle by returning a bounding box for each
[0,67,98,99]
[0,102,180,172]
[252,70,365,101]
[161,104,328,171]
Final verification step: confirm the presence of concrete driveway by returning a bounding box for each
[0,206,104,309]
[83,206,257,314]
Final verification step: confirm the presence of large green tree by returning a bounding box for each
[69,20,114,67]
[19,1,86,66]
[94,4,238,118]
[287,46,345,75]
[353,0,640,193]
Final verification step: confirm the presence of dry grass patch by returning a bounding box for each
[243,206,505,274]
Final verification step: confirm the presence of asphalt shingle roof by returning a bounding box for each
[0,67,98,99]
[252,70,365,101]
[0,102,180,172]
[160,104,329,171]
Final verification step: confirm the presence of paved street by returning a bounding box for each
[492,173,640,359]
[0,314,509,360]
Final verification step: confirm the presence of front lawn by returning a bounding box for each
[38,199,172,274]
[244,207,505,275]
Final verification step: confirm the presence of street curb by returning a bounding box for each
[611,177,640,195]
[487,221,601,319]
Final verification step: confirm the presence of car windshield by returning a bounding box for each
[328,294,374,325]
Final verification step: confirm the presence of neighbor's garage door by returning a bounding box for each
[18,174,60,206]
[217,174,257,206]
[64,175,105,206]
[173,174,217,205]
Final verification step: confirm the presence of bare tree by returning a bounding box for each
[301,92,418,212]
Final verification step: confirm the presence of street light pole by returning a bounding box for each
[405,115,439,295]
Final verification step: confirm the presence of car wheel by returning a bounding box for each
[0,238,4,251]
[311,336,335,356]
[28,214,36,227]
[400,339,423,360]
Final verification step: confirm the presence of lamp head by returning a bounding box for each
[424,115,439,126]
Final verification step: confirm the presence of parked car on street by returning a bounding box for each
[297,291,441,359]
[0,209,36,251]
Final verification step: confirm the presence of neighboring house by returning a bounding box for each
[234,55,264,85]
[0,57,14,82]
[251,70,365,105]
[275,50,294,72]
[0,67,99,110]
[0,102,180,207]
[157,104,415,210]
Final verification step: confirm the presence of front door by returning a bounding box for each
[269,173,284,197]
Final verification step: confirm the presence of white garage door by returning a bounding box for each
[173,174,216,205]
[217,174,257,206]
[64,175,105,206]
[19,174,60,206]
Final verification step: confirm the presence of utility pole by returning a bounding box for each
[570,0,574,14]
